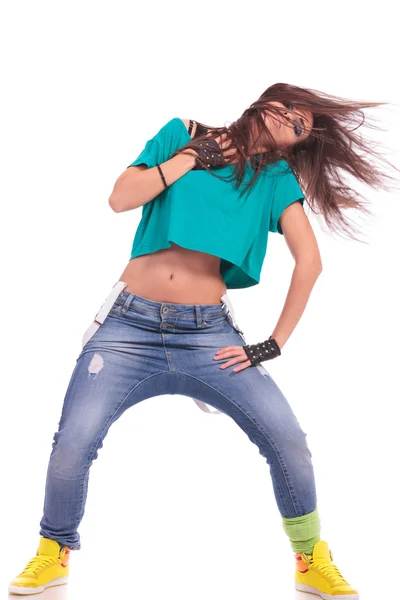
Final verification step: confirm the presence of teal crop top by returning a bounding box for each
[127,117,305,289]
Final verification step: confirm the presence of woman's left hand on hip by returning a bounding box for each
[214,345,252,372]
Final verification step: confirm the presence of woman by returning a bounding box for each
[9,82,394,598]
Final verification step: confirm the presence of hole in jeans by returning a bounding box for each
[88,353,104,374]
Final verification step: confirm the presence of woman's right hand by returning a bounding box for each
[188,139,227,170]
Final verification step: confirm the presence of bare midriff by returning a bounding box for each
[117,242,227,304]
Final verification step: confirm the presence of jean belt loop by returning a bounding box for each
[195,305,203,328]
[121,294,134,313]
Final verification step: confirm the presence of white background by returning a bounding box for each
[1,1,399,599]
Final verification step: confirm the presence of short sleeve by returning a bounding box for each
[269,161,305,234]
[127,118,178,169]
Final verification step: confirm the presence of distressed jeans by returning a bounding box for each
[39,287,317,550]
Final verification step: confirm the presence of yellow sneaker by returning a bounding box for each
[295,540,359,599]
[8,537,70,596]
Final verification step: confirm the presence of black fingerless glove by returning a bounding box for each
[243,336,281,366]
[192,138,226,170]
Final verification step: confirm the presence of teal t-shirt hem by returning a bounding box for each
[130,239,260,290]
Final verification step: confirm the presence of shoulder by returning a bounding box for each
[270,159,301,186]
[157,117,195,138]
[260,158,293,177]
[148,117,189,141]
[271,159,294,174]
[180,118,190,130]
[178,118,198,139]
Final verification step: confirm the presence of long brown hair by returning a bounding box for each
[171,83,398,241]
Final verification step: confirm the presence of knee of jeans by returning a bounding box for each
[50,434,102,478]
[287,427,313,462]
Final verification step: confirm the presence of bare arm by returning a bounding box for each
[270,201,323,350]
[109,119,197,213]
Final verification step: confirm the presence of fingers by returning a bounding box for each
[232,360,252,373]
[214,345,239,358]
[218,357,252,372]
[214,345,251,372]
[218,356,246,370]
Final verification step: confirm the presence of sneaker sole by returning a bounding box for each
[295,581,359,600]
[8,577,69,596]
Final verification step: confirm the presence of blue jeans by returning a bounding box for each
[39,288,317,550]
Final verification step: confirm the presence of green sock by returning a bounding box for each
[282,507,321,555]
